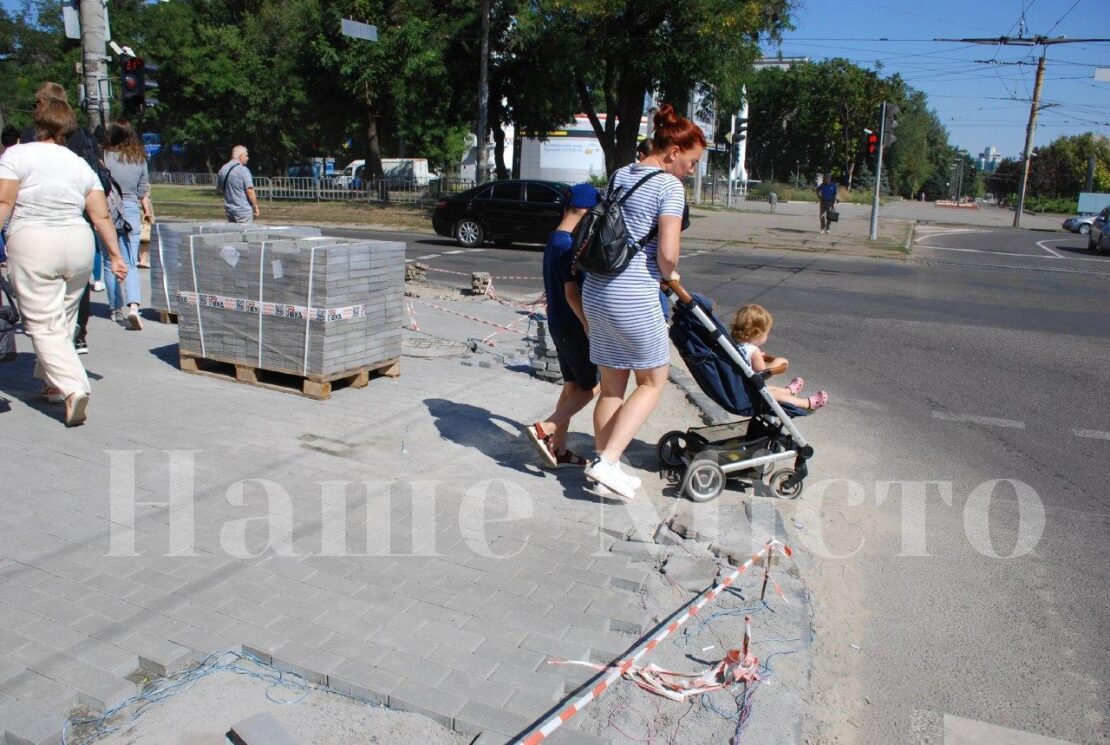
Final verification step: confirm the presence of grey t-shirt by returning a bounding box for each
[218,159,254,220]
[103,151,150,204]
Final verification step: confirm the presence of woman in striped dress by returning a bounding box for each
[582,104,705,499]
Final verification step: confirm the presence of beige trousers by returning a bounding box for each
[6,225,94,397]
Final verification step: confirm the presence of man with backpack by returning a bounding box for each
[217,145,260,223]
[525,183,602,470]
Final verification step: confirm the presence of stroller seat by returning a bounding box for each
[660,287,814,502]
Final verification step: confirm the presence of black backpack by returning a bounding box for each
[572,170,663,275]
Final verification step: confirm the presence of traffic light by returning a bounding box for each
[120,55,144,115]
[735,117,748,142]
[883,103,900,147]
[866,132,879,163]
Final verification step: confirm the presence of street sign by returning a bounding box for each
[62,0,80,40]
[341,19,378,42]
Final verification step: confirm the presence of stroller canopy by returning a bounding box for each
[670,294,761,417]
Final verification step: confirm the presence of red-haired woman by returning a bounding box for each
[582,104,705,499]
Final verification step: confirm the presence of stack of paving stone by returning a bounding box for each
[176,235,404,378]
[529,318,562,383]
[150,223,323,318]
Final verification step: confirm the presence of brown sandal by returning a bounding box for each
[549,448,588,469]
[525,422,558,468]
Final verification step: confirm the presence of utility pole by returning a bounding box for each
[935,34,1110,228]
[79,0,109,129]
[474,0,491,184]
[1013,54,1046,227]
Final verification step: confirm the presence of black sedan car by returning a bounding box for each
[433,179,572,247]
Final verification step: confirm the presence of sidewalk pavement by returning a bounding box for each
[0,268,810,743]
[646,198,1065,258]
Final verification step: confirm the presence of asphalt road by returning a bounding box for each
[328,224,1109,743]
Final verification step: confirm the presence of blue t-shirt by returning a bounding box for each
[542,230,583,334]
[818,182,838,202]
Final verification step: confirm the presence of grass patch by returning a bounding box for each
[150,185,432,230]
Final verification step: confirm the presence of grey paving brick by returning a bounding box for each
[266,615,334,648]
[221,598,279,628]
[398,599,473,627]
[431,645,500,679]
[320,633,389,667]
[388,678,467,729]
[326,658,398,705]
[463,616,528,647]
[519,632,591,664]
[370,622,433,658]
[503,688,560,719]
[418,619,485,653]
[121,630,198,676]
[227,712,301,745]
[453,699,533,738]
[548,564,611,589]
[502,610,570,640]
[475,638,546,672]
[471,571,538,598]
[0,669,77,712]
[31,656,134,712]
[62,639,137,678]
[441,670,513,708]
[560,626,636,656]
[271,641,345,685]
[512,568,575,596]
[16,617,87,650]
[262,595,325,624]
[543,605,610,634]
[0,697,63,745]
[314,610,376,638]
[376,650,450,687]
[487,661,564,700]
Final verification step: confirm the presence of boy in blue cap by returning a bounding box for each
[525,183,601,468]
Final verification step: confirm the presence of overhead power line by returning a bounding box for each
[934,34,1110,227]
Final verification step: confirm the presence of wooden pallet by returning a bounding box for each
[179,353,399,400]
[158,311,179,325]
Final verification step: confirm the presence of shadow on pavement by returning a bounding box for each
[424,397,546,477]
[148,343,181,368]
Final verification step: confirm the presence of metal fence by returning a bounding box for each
[683,177,777,213]
[150,172,475,207]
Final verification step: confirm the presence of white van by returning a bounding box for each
[332,158,435,189]
[332,159,365,189]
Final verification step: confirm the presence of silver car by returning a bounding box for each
[1088,207,1110,254]
[1063,214,1096,235]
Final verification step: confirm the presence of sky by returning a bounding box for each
[768,0,1110,159]
[4,0,1106,160]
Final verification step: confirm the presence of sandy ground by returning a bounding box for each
[72,660,470,745]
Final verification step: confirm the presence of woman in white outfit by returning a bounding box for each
[0,98,127,426]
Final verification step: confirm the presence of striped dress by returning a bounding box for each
[582,164,686,370]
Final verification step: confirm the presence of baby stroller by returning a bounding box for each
[659,281,814,502]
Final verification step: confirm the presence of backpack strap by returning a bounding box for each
[218,163,240,192]
[617,169,668,247]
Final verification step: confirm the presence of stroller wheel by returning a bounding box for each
[682,457,725,503]
[769,469,803,499]
[657,430,689,469]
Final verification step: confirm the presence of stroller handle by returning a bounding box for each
[661,278,694,305]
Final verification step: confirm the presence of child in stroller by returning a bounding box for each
[659,282,814,502]
[730,304,829,412]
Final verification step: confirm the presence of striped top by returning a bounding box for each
[581,164,686,370]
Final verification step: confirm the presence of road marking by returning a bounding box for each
[443,250,465,254]
[942,713,1076,744]
[416,254,440,259]
[1074,429,1110,441]
[1034,239,1065,258]
[920,246,1109,269]
[467,248,487,252]
[932,411,1026,429]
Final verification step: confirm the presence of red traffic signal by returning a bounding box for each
[867,133,879,156]
[122,56,144,73]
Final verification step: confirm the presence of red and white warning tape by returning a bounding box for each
[411,298,525,334]
[513,539,792,745]
[423,266,543,281]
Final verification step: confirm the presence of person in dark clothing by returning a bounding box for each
[25,83,106,353]
[525,183,602,469]
[816,173,838,234]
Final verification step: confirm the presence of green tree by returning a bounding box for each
[512,0,794,175]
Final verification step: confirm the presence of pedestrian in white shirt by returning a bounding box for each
[0,98,128,426]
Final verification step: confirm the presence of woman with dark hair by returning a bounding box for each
[102,118,153,329]
[581,104,705,499]
[0,98,128,426]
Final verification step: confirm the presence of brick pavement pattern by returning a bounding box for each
[0,286,698,744]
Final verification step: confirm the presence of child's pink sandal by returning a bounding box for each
[807,391,829,411]
[787,377,805,395]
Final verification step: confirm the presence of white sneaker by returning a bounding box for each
[92,280,105,292]
[618,463,642,490]
[128,306,143,330]
[585,458,635,500]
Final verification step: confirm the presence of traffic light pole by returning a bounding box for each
[79,0,108,129]
[868,101,887,241]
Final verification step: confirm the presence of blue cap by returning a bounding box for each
[568,183,601,209]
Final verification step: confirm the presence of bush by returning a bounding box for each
[1020,194,1075,214]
